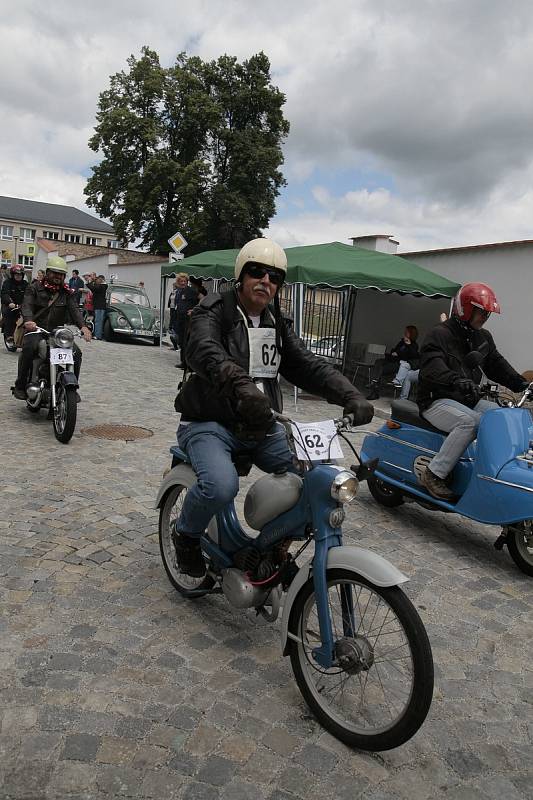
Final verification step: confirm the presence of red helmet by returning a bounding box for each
[10,264,24,276]
[453,282,500,322]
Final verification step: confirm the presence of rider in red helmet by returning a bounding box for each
[416,282,528,500]
[1,265,28,345]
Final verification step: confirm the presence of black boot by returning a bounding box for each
[419,467,455,500]
[172,530,206,577]
[367,381,380,401]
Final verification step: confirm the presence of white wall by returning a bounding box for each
[403,245,532,373]
[110,263,163,308]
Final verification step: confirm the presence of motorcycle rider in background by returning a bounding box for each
[173,237,374,576]
[417,282,528,500]
[12,256,92,400]
[1,265,28,346]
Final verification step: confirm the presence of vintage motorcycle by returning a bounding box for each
[361,380,533,576]
[156,414,434,751]
[14,326,80,444]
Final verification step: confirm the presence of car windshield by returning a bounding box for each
[109,288,150,307]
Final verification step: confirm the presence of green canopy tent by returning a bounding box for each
[161,241,460,297]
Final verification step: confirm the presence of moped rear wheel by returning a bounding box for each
[367,475,404,508]
[52,384,77,443]
[506,523,533,577]
[289,569,433,751]
[159,479,214,597]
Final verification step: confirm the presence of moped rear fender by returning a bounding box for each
[280,546,408,656]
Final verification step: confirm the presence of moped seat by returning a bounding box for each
[390,400,446,435]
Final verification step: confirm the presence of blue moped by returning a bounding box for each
[155,414,434,751]
[361,382,533,576]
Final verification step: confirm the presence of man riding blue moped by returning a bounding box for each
[361,282,533,575]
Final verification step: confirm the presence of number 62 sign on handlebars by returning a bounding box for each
[291,419,344,461]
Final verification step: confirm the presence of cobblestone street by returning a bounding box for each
[1,337,532,800]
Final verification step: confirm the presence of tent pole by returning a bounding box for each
[159,274,166,349]
[293,282,304,410]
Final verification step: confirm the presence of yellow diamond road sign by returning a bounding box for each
[168,231,187,253]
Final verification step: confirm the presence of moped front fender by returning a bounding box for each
[153,463,196,509]
[280,545,408,656]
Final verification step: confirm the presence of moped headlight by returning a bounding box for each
[330,470,359,503]
[54,327,74,348]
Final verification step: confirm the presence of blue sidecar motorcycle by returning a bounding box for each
[155,414,434,751]
[361,382,533,576]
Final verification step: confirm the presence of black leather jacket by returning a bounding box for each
[1,277,28,308]
[21,282,85,331]
[417,317,525,412]
[175,290,364,428]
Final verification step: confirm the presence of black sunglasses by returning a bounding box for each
[244,264,285,286]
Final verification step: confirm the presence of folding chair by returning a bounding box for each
[351,343,386,385]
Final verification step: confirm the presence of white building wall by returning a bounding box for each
[403,245,532,373]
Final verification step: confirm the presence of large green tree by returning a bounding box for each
[85,47,289,254]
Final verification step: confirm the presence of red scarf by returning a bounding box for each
[42,279,73,294]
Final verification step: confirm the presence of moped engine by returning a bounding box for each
[221,568,270,609]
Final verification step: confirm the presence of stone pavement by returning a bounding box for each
[0,337,532,800]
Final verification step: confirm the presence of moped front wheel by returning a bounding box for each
[52,384,77,443]
[367,475,404,508]
[289,568,433,751]
[506,523,533,577]
[159,480,214,597]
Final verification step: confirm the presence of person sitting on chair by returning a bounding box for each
[417,283,527,500]
[367,326,419,400]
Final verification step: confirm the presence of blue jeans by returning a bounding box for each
[94,308,105,340]
[176,421,294,537]
[422,398,496,478]
[400,369,419,400]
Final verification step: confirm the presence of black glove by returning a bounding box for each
[234,381,273,441]
[454,378,480,401]
[343,397,374,426]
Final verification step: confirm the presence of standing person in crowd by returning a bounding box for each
[32,269,46,284]
[189,276,207,299]
[172,273,200,369]
[1,265,28,346]
[68,269,85,307]
[87,274,108,340]
[367,325,420,400]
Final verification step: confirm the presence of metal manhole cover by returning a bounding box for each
[82,424,153,441]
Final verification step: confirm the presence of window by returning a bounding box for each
[107,239,120,249]
[65,233,81,243]
[0,225,13,240]
[19,227,35,242]
[43,230,59,240]
[1,252,11,267]
[20,255,34,267]
[86,236,101,246]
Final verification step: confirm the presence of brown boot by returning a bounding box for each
[419,467,455,500]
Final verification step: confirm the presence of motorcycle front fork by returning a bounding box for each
[311,533,355,669]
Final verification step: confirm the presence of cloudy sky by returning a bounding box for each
[2,0,533,252]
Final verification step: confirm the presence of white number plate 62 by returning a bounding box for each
[50,347,74,365]
[291,419,344,461]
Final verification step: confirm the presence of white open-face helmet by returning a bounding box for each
[234,238,287,282]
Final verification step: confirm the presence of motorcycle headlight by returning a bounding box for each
[117,315,129,327]
[54,327,74,348]
[330,470,359,503]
